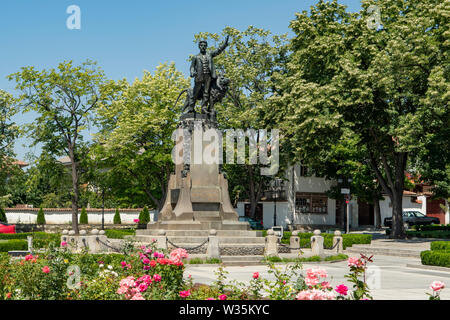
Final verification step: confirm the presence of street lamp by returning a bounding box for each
[338,177,353,234]
[270,178,283,228]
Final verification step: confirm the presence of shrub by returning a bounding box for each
[0,240,28,252]
[105,229,135,239]
[407,231,450,239]
[294,232,371,249]
[113,208,121,225]
[414,225,450,232]
[421,250,450,268]
[0,207,7,223]
[36,206,46,225]
[79,208,88,224]
[430,241,450,251]
[139,206,150,225]
[0,232,60,249]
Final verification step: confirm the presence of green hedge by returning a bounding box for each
[430,241,450,251]
[0,232,60,248]
[421,250,450,268]
[0,240,28,252]
[406,230,450,239]
[105,229,136,239]
[413,224,450,232]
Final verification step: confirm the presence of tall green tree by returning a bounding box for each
[9,60,105,234]
[194,26,290,219]
[95,63,189,211]
[275,0,448,238]
[0,90,19,198]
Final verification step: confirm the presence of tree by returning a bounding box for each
[0,90,17,165]
[0,207,7,223]
[139,206,150,225]
[36,206,46,225]
[194,26,290,219]
[275,0,448,238]
[95,63,189,211]
[9,60,105,234]
[113,208,121,225]
[79,207,88,224]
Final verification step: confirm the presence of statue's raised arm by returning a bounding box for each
[211,35,229,57]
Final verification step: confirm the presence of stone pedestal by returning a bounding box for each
[149,113,246,231]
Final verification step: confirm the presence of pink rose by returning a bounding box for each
[153,274,162,282]
[218,294,227,300]
[131,293,145,300]
[430,281,445,292]
[179,290,191,298]
[347,257,362,268]
[335,284,348,296]
[253,272,259,279]
[134,219,140,223]
[61,241,67,247]
[42,266,50,274]
[142,258,150,264]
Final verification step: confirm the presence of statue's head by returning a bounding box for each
[198,41,208,53]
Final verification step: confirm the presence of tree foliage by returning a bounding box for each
[9,60,105,233]
[95,63,189,211]
[275,0,449,238]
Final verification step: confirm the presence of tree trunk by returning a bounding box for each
[69,147,80,234]
[391,192,405,238]
[373,194,381,229]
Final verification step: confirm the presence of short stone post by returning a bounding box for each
[333,230,343,254]
[265,229,279,258]
[155,230,167,250]
[25,235,33,254]
[311,229,324,257]
[206,229,220,259]
[290,231,300,250]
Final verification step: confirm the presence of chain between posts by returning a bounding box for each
[96,237,121,253]
[324,237,341,250]
[166,237,209,251]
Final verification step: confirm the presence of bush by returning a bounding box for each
[113,208,121,225]
[0,232,60,249]
[421,250,450,268]
[79,208,88,224]
[104,229,135,239]
[413,224,450,232]
[0,207,7,223]
[0,239,28,252]
[36,206,46,225]
[430,241,450,251]
[139,206,150,225]
[407,230,450,239]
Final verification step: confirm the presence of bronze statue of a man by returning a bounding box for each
[186,36,229,113]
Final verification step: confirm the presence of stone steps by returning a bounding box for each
[136,229,262,237]
[220,255,265,266]
[133,235,265,245]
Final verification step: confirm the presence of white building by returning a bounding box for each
[237,164,449,230]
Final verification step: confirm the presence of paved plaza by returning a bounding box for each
[185,254,450,300]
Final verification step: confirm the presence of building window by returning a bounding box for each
[295,192,328,214]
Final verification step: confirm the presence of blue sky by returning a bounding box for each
[0,0,362,161]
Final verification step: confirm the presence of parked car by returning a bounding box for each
[0,223,16,234]
[238,216,264,230]
[384,210,440,229]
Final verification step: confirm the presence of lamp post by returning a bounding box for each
[97,167,111,231]
[338,177,353,234]
[270,178,283,228]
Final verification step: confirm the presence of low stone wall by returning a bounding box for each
[5,208,156,225]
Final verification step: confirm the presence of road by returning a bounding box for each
[185,255,450,300]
